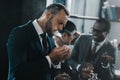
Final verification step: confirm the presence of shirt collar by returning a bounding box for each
[92,38,107,46]
[32,19,43,35]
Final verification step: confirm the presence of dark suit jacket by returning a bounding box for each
[7,21,55,80]
[68,35,116,80]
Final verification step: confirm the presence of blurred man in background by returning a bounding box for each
[54,20,77,80]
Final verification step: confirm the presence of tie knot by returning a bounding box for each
[41,33,46,38]
[91,42,99,55]
[94,42,99,46]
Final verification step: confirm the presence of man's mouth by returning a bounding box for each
[93,36,98,39]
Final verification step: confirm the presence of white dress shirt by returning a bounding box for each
[91,39,106,53]
[32,19,52,68]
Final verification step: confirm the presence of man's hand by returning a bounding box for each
[49,45,71,64]
[79,62,94,79]
[54,72,71,80]
[101,52,114,64]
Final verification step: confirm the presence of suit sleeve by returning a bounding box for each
[68,36,82,70]
[7,27,50,79]
[103,44,116,79]
[96,42,116,80]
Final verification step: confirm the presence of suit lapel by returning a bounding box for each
[93,40,109,65]
[47,36,55,53]
[27,21,55,55]
[84,36,93,61]
[28,21,43,52]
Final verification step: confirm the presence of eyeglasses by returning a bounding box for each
[92,27,106,33]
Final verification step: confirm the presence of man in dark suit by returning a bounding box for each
[7,3,70,80]
[68,18,116,80]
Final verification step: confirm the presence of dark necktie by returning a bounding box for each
[41,33,49,54]
[91,42,99,54]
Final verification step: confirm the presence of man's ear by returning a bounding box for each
[103,31,108,36]
[62,33,67,37]
[46,11,52,20]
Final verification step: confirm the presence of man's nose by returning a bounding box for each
[58,25,64,31]
[93,30,99,34]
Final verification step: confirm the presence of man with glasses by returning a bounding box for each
[68,18,116,80]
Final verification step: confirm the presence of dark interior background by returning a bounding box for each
[0,0,46,79]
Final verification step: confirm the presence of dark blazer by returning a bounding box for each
[68,35,116,80]
[7,21,55,80]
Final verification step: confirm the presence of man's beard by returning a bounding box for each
[45,19,53,37]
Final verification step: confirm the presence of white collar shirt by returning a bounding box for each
[32,19,52,68]
[92,38,107,53]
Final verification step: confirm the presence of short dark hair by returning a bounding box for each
[46,3,69,16]
[60,20,77,36]
[94,18,111,32]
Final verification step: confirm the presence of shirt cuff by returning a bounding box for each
[101,63,110,68]
[52,62,61,69]
[46,56,52,68]
[76,64,81,71]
